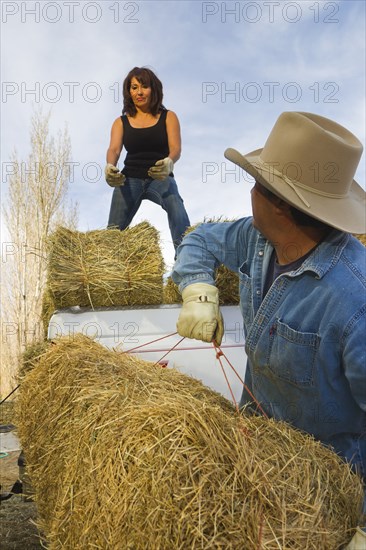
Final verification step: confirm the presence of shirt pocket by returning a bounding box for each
[265,318,320,387]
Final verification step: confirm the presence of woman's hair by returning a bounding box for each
[122,67,164,116]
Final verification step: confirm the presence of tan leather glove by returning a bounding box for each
[176,283,224,345]
[105,164,126,187]
[147,157,174,180]
[345,527,366,549]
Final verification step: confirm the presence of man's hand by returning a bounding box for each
[176,283,224,346]
[147,157,174,180]
[105,164,126,187]
[345,527,366,549]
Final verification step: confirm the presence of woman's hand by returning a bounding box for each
[105,164,126,187]
[148,157,174,180]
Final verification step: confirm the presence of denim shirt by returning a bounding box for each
[172,218,366,487]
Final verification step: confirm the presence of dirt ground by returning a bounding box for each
[0,402,44,549]
[0,492,43,549]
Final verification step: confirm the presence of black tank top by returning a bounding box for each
[121,109,171,179]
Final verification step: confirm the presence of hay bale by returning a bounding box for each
[20,340,50,379]
[164,267,239,305]
[46,222,164,309]
[16,335,363,549]
[164,219,239,305]
[354,233,366,246]
[41,287,57,338]
[163,275,182,303]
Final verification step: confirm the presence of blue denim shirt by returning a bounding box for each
[172,218,366,488]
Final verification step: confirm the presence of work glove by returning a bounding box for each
[345,527,366,549]
[105,164,126,187]
[148,157,174,180]
[176,283,224,346]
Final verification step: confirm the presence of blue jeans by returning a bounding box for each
[108,176,190,249]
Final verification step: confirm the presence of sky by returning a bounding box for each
[1,0,365,269]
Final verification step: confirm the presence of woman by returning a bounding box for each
[105,66,190,250]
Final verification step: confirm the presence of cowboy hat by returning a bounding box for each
[224,111,365,233]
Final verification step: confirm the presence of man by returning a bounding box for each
[172,112,366,548]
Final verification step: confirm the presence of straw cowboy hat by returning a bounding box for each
[225,111,365,233]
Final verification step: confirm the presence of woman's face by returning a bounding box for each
[129,76,152,111]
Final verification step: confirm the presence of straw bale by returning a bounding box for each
[16,335,363,549]
[164,219,239,305]
[20,340,50,379]
[46,222,164,309]
[163,268,239,305]
[41,287,57,337]
[354,233,366,247]
[163,275,182,303]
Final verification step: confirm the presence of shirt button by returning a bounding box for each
[258,250,264,257]
[256,290,261,295]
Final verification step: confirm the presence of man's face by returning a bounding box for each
[250,181,278,239]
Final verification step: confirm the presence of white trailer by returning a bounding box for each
[48,304,246,404]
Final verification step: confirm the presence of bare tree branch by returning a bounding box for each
[1,108,79,397]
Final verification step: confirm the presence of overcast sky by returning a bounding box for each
[1,0,365,268]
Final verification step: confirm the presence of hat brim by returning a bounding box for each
[224,147,366,234]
